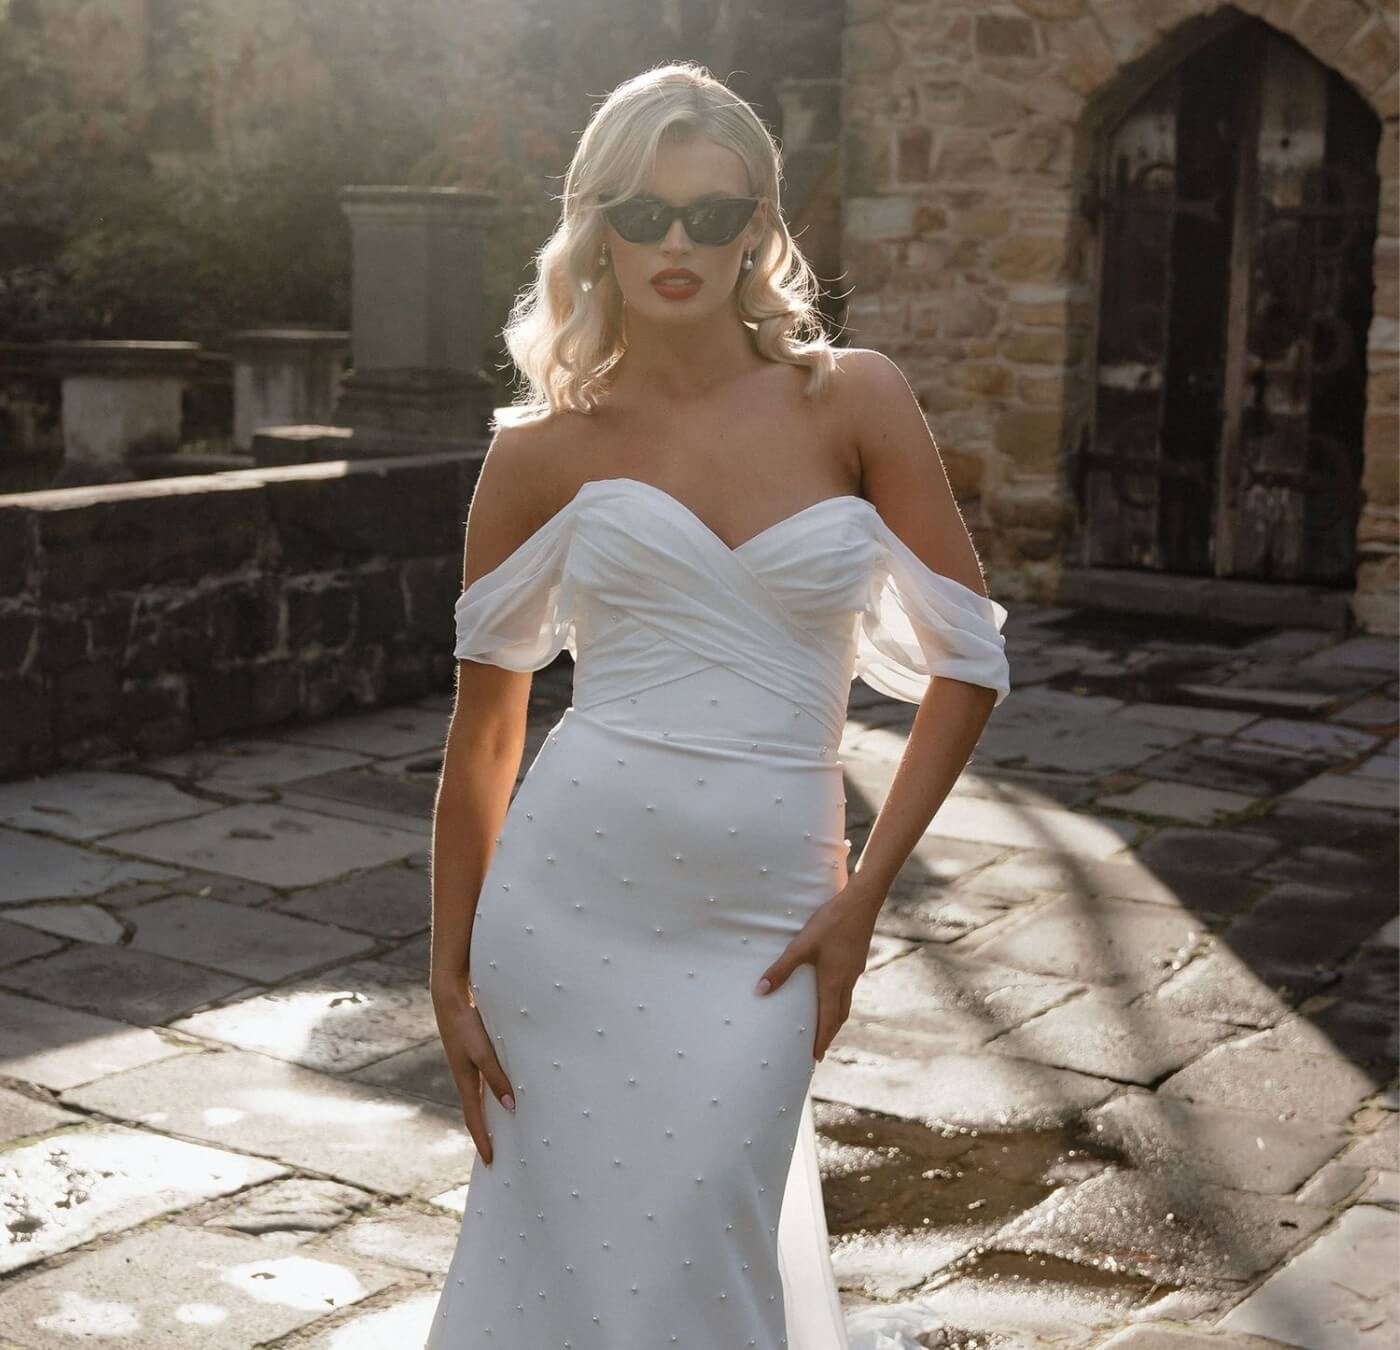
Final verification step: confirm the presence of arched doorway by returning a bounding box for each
[1077,17,1380,587]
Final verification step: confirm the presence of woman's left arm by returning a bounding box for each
[754,348,1003,1062]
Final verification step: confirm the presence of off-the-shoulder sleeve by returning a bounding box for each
[854,521,1010,706]
[453,509,576,671]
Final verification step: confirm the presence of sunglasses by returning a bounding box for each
[601,194,760,246]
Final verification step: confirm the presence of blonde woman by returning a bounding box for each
[427,61,1010,1350]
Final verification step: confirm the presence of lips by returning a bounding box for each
[650,268,701,285]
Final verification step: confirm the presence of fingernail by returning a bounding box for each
[503,1094,516,1111]
[755,979,770,995]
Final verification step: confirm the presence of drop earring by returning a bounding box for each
[582,243,609,294]
[741,249,754,271]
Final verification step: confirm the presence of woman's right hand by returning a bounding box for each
[432,971,515,1166]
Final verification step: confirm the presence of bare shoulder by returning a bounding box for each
[829,347,917,429]
[461,411,583,587]
[829,346,932,464]
[830,347,989,595]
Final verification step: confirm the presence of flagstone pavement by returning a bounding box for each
[0,604,1395,1348]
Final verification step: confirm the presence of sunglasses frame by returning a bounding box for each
[601,194,761,247]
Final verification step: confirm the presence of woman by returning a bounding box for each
[426,60,1010,1350]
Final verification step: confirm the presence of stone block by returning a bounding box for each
[264,453,466,570]
[286,576,356,650]
[0,919,64,969]
[402,555,461,640]
[0,988,188,1090]
[171,957,435,1073]
[895,124,932,181]
[1085,1089,1349,1194]
[144,735,371,791]
[115,679,192,755]
[1002,327,1074,363]
[300,648,381,719]
[204,576,283,660]
[0,942,248,1026]
[48,662,120,746]
[0,612,36,677]
[0,675,48,777]
[32,478,268,602]
[975,13,1037,57]
[1295,0,1371,65]
[948,360,1011,395]
[37,610,87,670]
[995,408,1066,470]
[1216,1204,1400,1345]
[356,565,409,642]
[275,703,448,759]
[847,195,916,242]
[103,800,424,888]
[0,1124,286,1278]
[989,233,1069,281]
[1052,15,1120,93]
[0,1220,392,1346]
[0,506,31,599]
[1159,1033,1381,1126]
[845,18,901,74]
[189,660,302,739]
[985,987,1235,1083]
[0,768,212,840]
[62,1046,472,1196]
[991,1166,1332,1287]
[932,130,1001,182]
[1013,0,1084,15]
[967,894,1207,996]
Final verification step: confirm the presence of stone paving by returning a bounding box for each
[0,605,1395,1349]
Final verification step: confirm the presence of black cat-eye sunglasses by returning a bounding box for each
[601,194,760,246]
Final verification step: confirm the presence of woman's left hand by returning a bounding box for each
[753,875,887,1062]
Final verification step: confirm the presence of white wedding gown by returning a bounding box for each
[427,476,1010,1349]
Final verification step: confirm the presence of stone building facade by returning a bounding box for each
[840,0,1397,635]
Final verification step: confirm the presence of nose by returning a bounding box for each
[661,216,693,254]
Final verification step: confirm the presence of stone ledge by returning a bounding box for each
[0,452,488,781]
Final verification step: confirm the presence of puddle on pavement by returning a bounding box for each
[815,1101,1183,1311]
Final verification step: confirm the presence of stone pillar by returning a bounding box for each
[334,186,498,456]
[44,340,202,486]
[226,329,350,451]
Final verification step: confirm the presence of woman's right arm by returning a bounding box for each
[428,429,550,1163]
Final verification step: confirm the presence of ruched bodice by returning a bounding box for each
[453,477,1011,746]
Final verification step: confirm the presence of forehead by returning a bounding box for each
[639,132,750,202]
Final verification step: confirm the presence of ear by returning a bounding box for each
[747,199,768,249]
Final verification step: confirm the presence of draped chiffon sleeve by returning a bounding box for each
[854,518,1010,707]
[452,507,577,670]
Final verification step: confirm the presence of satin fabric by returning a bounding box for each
[430,476,1010,1349]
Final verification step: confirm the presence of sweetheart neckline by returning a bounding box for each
[576,476,876,555]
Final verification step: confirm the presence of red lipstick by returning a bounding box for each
[650,267,702,299]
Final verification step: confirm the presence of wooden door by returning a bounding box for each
[1079,20,1379,586]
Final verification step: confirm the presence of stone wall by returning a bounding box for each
[0,453,481,782]
[841,0,1398,632]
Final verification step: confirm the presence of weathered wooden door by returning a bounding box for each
[1079,19,1380,585]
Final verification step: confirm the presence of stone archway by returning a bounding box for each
[838,0,1397,632]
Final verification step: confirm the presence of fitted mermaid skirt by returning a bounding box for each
[427,668,850,1348]
[427,475,1011,1348]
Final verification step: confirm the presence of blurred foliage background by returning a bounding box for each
[0,0,809,399]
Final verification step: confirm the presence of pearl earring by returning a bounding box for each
[742,249,754,271]
[582,244,609,294]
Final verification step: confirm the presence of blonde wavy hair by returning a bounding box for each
[495,60,838,426]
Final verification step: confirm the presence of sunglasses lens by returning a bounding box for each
[603,197,758,245]
[687,199,756,245]
[605,200,668,243]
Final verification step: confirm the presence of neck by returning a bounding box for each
[608,294,762,402]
